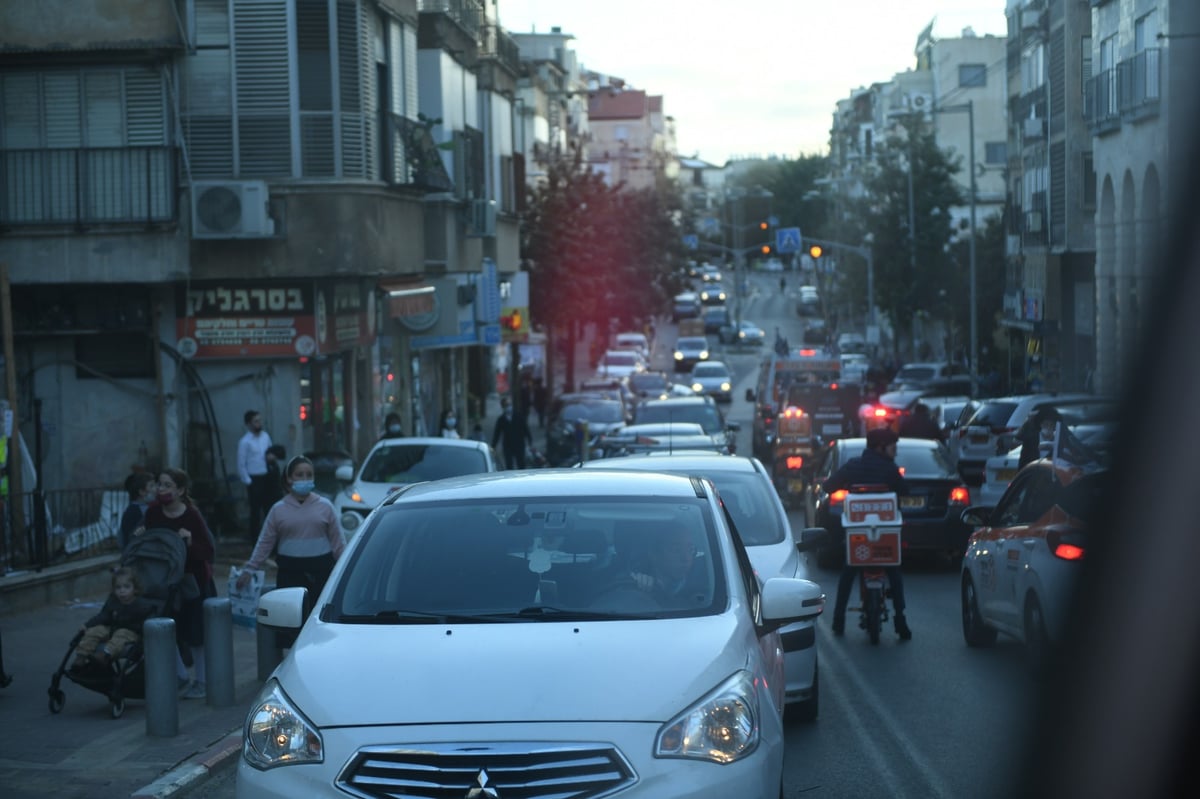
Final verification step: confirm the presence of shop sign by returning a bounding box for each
[317,283,374,353]
[176,281,317,359]
[1022,290,1043,322]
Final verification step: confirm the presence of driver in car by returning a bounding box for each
[632,527,708,608]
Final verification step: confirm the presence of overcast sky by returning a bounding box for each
[496,1,1008,164]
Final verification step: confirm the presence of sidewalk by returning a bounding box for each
[0,540,263,799]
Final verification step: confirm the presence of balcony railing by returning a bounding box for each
[0,146,177,227]
[1086,68,1121,134]
[479,24,521,75]
[383,113,454,193]
[2,488,125,573]
[418,0,484,40]
[1119,48,1161,119]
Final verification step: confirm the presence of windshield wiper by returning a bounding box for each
[491,605,656,621]
[336,609,514,624]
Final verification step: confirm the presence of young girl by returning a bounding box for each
[237,456,344,624]
[71,567,157,672]
[141,467,215,699]
[119,472,156,552]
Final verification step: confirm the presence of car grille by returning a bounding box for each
[337,741,637,799]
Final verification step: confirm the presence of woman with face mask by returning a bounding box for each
[236,456,344,625]
[439,408,461,439]
[381,411,405,440]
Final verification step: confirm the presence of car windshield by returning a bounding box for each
[360,445,488,484]
[677,337,707,350]
[557,401,624,423]
[894,443,956,478]
[693,363,728,378]
[330,496,725,619]
[602,352,636,367]
[628,373,668,392]
[635,403,723,434]
[895,365,936,382]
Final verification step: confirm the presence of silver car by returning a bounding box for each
[582,453,827,721]
[689,360,734,402]
[240,470,824,798]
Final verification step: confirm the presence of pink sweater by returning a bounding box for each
[246,493,344,570]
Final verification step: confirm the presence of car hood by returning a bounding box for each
[277,615,751,726]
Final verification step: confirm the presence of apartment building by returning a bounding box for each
[0,0,520,532]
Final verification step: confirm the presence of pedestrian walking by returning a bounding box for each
[140,467,216,699]
[381,411,405,440]
[118,471,156,552]
[438,408,461,438]
[532,377,548,428]
[237,455,344,626]
[491,397,533,469]
[237,410,275,538]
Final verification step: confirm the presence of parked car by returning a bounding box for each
[807,436,972,569]
[688,360,734,403]
[240,470,824,798]
[633,395,740,454]
[960,460,1107,664]
[886,361,971,392]
[672,335,710,372]
[545,393,629,465]
[333,438,500,539]
[954,394,1117,486]
[582,452,828,720]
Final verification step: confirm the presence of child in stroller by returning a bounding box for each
[49,528,188,718]
[70,567,156,674]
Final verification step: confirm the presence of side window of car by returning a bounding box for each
[1016,472,1057,524]
[993,473,1035,527]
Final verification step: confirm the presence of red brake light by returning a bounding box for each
[872,407,889,418]
[786,456,804,469]
[1047,530,1086,561]
[830,382,838,390]
[830,489,848,505]
[949,486,970,505]
[1055,543,1085,560]
[799,348,817,356]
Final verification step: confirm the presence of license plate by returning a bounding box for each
[900,496,925,509]
[787,479,806,493]
[996,468,1017,482]
[822,424,842,435]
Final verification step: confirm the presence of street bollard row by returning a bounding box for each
[143,596,236,738]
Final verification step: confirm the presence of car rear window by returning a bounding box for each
[635,403,723,434]
[895,365,936,382]
[557,401,624,424]
[1055,473,1107,524]
[362,445,488,483]
[967,401,1019,427]
[894,443,955,478]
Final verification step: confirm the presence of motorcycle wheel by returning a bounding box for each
[866,587,882,645]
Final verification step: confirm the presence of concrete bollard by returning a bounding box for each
[256,584,282,682]
[203,597,235,707]
[144,617,179,737]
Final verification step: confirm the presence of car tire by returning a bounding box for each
[788,661,818,724]
[961,573,998,647]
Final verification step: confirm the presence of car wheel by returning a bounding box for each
[788,661,818,724]
[961,573,998,647]
[1024,594,1050,669]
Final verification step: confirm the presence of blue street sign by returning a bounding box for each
[776,227,802,254]
[768,215,779,227]
[682,234,699,250]
[479,324,501,345]
[700,217,720,235]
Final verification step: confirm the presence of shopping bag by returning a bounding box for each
[228,566,265,628]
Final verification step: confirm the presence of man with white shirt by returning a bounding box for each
[238,409,275,536]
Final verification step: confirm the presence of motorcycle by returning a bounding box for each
[841,487,903,645]
[770,406,815,509]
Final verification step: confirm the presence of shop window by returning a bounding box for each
[75,333,154,379]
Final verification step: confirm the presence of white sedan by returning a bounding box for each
[333,437,500,539]
[239,470,824,798]
[689,360,734,402]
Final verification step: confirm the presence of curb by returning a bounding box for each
[130,729,242,799]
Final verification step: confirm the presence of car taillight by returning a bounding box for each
[949,486,970,505]
[830,489,848,505]
[786,456,804,470]
[1047,530,1086,561]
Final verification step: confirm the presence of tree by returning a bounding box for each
[521,148,685,390]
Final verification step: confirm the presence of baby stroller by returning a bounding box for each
[48,528,188,718]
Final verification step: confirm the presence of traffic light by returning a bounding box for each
[501,310,522,331]
[759,221,769,232]
[760,244,772,256]
[809,244,823,259]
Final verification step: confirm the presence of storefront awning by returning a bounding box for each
[379,280,436,320]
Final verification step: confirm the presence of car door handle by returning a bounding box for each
[1022,539,1037,549]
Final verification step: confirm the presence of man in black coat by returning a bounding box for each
[491,397,533,469]
[898,402,945,441]
[822,428,912,640]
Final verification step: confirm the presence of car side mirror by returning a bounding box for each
[335,464,354,482]
[795,526,829,553]
[960,505,991,526]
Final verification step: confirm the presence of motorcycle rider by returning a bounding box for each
[823,427,913,640]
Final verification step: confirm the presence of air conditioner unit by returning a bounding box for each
[908,92,931,112]
[1023,116,1045,139]
[191,181,275,239]
[467,198,496,238]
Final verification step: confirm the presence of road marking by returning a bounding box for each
[819,626,955,799]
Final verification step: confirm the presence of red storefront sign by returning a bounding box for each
[176,282,317,359]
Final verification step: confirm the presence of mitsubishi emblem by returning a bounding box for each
[465,769,500,798]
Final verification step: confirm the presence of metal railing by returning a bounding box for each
[418,0,484,40]
[2,488,127,574]
[0,146,177,226]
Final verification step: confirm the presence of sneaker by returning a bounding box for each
[180,680,207,700]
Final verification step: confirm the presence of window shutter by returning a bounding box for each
[84,72,123,147]
[404,25,418,119]
[125,67,171,218]
[196,0,231,47]
[234,0,292,176]
[337,0,376,178]
[1,74,43,148]
[43,73,82,148]
[183,49,234,176]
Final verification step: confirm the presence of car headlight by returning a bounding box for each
[243,680,322,770]
[721,382,731,391]
[718,292,726,300]
[692,382,704,392]
[674,352,683,360]
[340,511,362,531]
[656,671,759,764]
[699,350,709,359]
[738,331,746,339]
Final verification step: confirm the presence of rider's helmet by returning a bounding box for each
[866,427,899,450]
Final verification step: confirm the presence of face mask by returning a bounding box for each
[446,417,457,427]
[156,491,175,505]
[387,424,402,434]
[291,480,315,496]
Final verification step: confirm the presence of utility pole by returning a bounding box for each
[0,262,26,563]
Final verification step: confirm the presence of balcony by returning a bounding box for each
[479,24,521,76]
[383,114,453,193]
[418,0,484,40]
[1118,48,1161,122]
[1085,68,1121,135]
[0,146,176,228]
